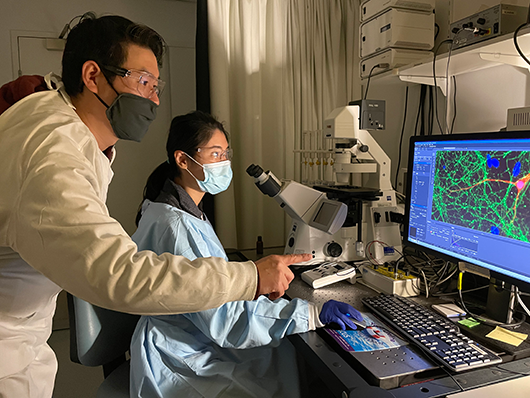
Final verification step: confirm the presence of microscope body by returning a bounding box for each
[247,104,402,264]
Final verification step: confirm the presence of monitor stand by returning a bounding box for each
[485,277,517,324]
[457,263,530,358]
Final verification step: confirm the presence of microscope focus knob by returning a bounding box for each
[325,242,343,258]
[359,144,369,152]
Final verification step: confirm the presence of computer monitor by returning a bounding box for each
[404,131,530,320]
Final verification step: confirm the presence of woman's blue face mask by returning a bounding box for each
[185,153,233,195]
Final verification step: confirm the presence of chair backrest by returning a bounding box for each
[67,293,140,374]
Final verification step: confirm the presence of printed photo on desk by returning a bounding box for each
[326,313,408,352]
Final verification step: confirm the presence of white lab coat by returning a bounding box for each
[0,75,257,397]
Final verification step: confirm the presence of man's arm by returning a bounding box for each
[255,254,310,299]
[9,134,305,314]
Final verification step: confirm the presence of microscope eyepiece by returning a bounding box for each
[246,164,264,178]
[246,164,281,197]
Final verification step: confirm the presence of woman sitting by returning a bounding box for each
[130,110,363,398]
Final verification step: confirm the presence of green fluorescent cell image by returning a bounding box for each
[431,150,530,243]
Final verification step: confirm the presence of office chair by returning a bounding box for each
[67,293,140,398]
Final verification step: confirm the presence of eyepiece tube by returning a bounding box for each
[246,164,265,179]
[246,164,281,197]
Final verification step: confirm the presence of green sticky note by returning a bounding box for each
[458,317,480,328]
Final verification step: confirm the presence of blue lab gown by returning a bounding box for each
[130,200,309,398]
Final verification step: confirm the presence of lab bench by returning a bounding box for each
[227,248,530,398]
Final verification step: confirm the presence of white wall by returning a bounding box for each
[0,0,197,234]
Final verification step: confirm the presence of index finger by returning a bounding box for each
[346,305,363,322]
[280,253,312,266]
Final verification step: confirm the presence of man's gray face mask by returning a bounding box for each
[103,92,158,142]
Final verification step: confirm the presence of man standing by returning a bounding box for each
[0,14,308,397]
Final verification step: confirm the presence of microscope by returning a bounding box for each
[247,104,403,267]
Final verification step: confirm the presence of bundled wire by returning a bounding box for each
[457,272,526,329]
[402,251,453,296]
[366,240,404,265]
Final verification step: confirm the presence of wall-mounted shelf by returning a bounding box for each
[397,26,530,93]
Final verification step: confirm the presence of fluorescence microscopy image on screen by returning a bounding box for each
[431,150,530,243]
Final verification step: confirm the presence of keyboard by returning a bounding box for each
[362,294,502,372]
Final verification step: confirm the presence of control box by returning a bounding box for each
[348,99,386,130]
[450,4,527,50]
[301,261,356,289]
[360,263,420,297]
[360,48,433,78]
[360,0,434,22]
[360,8,435,58]
[507,106,530,131]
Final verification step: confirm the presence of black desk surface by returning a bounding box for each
[228,249,530,397]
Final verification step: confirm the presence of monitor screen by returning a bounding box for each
[404,131,530,288]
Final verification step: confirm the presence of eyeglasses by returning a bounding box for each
[103,65,166,99]
[197,146,233,161]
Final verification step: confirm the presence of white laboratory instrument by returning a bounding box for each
[300,261,356,289]
[360,0,435,22]
[247,104,402,265]
[360,7,435,58]
[246,164,348,237]
[323,104,403,263]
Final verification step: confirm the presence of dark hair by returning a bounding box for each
[62,13,166,97]
[135,110,229,226]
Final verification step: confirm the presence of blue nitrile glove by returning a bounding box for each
[319,299,363,330]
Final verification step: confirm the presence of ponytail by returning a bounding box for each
[135,161,171,226]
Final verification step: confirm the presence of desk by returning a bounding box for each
[228,249,530,397]
[287,277,530,397]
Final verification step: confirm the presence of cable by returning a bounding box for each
[363,63,389,100]
[513,6,530,66]
[495,365,530,376]
[433,28,469,134]
[434,263,458,287]
[419,85,426,136]
[516,287,530,317]
[443,29,466,135]
[443,369,465,392]
[428,86,434,135]
[432,39,453,134]
[394,86,409,188]
[450,76,457,134]
[433,285,488,297]
[366,240,404,265]
[413,92,421,137]
[421,268,429,298]
[457,272,526,328]
[413,85,427,136]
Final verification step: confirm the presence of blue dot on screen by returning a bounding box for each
[513,161,521,177]
[491,226,500,235]
[486,154,500,169]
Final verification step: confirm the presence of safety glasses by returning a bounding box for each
[103,65,166,99]
[197,146,233,162]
